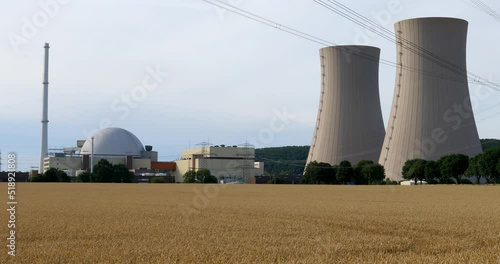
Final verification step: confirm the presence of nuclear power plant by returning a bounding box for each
[36,17,486,184]
[306,45,386,167]
[379,17,482,181]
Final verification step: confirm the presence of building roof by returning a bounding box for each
[80,127,144,157]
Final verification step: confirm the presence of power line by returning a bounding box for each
[199,0,500,118]
[201,0,500,88]
[466,0,500,22]
[314,0,500,91]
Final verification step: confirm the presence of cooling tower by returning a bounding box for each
[306,46,386,168]
[379,18,482,181]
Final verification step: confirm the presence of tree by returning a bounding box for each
[183,171,197,183]
[77,171,92,183]
[32,168,69,182]
[477,148,500,183]
[361,163,385,184]
[93,159,114,183]
[402,159,426,184]
[465,155,481,184]
[424,160,440,184]
[268,177,284,184]
[150,177,166,183]
[497,159,500,175]
[438,154,469,184]
[353,160,374,185]
[112,164,133,183]
[303,161,335,184]
[183,169,218,183]
[31,174,48,182]
[336,160,353,184]
[402,159,419,181]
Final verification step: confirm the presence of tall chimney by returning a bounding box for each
[39,43,50,173]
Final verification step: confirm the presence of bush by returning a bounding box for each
[32,168,69,182]
[31,174,49,182]
[268,177,285,184]
[381,178,399,185]
[150,177,166,183]
[458,178,473,185]
[77,171,92,182]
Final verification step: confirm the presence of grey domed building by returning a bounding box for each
[42,127,167,177]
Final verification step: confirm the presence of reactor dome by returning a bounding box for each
[80,127,145,157]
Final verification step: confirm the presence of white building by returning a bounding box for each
[173,145,264,183]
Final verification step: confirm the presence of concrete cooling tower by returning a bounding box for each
[306,45,386,167]
[379,17,482,181]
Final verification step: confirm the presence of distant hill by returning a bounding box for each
[480,139,500,151]
[255,146,309,175]
[256,139,499,175]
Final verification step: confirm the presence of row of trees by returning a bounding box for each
[402,148,500,184]
[302,160,387,185]
[77,159,134,183]
[31,168,71,182]
[182,169,218,183]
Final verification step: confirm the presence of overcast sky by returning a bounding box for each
[1,0,499,171]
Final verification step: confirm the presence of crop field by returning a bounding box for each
[1,183,499,263]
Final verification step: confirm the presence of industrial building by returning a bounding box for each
[43,127,263,183]
[173,144,264,183]
[306,45,386,167]
[379,17,483,181]
[43,127,176,177]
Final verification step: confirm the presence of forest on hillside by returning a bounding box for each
[255,139,500,176]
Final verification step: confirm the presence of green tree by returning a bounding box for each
[93,159,114,183]
[424,160,440,184]
[361,163,385,184]
[183,171,197,183]
[31,174,49,182]
[402,159,426,184]
[438,154,469,184]
[353,160,374,185]
[465,155,482,184]
[47,168,70,182]
[183,169,218,183]
[112,164,133,183]
[303,161,335,184]
[336,160,353,184]
[77,171,92,183]
[477,148,500,183]
[409,159,426,184]
[150,177,166,183]
[497,159,500,175]
[268,177,284,184]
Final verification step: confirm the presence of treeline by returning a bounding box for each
[77,159,134,183]
[255,146,309,175]
[31,168,71,182]
[255,139,499,176]
[403,148,500,184]
[303,160,392,185]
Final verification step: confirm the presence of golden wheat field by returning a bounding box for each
[1,183,499,264]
